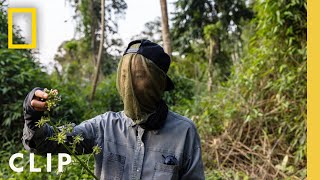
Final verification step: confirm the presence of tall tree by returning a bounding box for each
[172,0,253,85]
[66,0,127,70]
[90,0,105,100]
[160,0,172,56]
[54,0,126,98]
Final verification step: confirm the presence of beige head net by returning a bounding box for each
[116,44,167,123]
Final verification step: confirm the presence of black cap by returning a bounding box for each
[123,39,174,91]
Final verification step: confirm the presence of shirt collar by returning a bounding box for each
[121,111,160,135]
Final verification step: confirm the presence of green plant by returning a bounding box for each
[35,89,101,180]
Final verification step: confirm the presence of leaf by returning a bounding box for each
[280,155,289,170]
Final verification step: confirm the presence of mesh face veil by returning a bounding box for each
[116,44,167,123]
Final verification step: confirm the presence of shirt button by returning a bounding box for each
[137,169,139,172]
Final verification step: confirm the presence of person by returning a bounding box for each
[22,39,205,179]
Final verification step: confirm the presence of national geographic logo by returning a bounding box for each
[7,8,37,49]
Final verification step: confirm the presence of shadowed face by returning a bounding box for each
[120,55,152,98]
[117,53,166,120]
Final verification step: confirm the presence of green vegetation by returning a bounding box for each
[0,0,306,179]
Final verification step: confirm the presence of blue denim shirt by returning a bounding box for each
[22,88,205,180]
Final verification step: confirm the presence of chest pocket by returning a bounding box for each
[105,152,126,180]
[152,162,179,180]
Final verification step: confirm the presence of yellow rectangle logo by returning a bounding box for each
[8,8,37,49]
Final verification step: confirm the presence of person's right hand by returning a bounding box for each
[31,90,49,111]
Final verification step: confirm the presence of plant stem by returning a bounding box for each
[61,141,99,180]
[43,90,99,179]
[48,120,99,180]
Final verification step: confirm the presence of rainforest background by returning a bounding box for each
[0,0,306,179]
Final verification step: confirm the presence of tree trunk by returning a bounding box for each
[54,64,62,82]
[207,40,214,92]
[90,0,97,66]
[90,0,105,101]
[160,0,172,56]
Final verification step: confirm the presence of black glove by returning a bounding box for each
[23,87,44,130]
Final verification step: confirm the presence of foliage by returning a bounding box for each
[193,0,307,178]
[54,38,119,85]
[82,72,123,119]
[68,0,127,53]
[35,89,101,179]
[172,0,253,84]
[164,60,196,109]
[48,71,122,124]
[0,6,48,145]
[1,5,120,178]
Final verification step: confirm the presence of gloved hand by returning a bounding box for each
[23,87,53,130]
